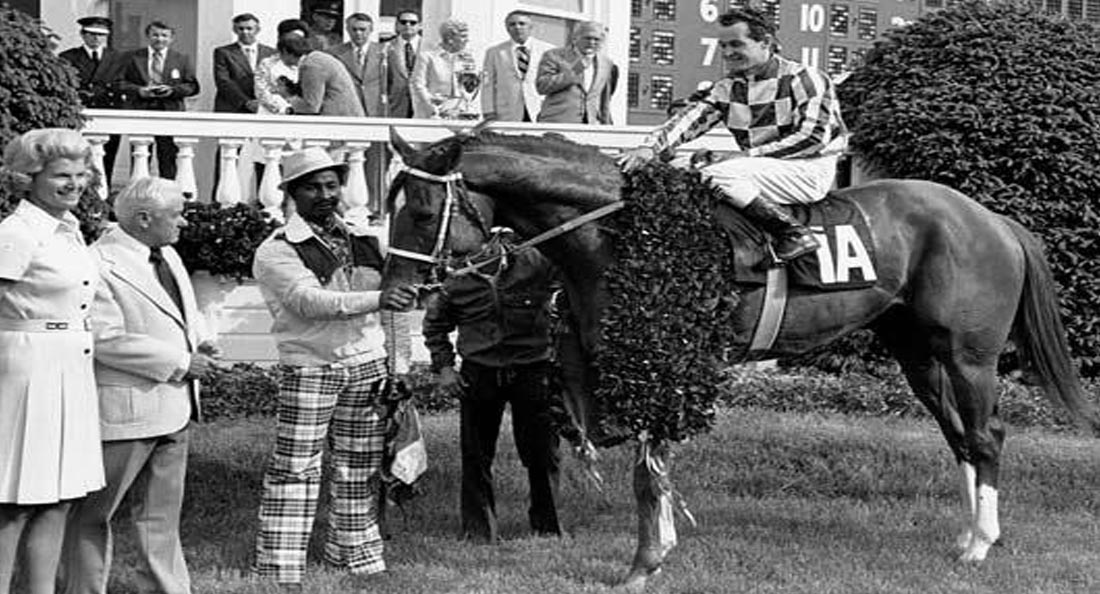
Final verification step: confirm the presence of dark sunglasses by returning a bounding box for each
[398,19,419,25]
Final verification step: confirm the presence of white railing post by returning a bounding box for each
[130,136,154,180]
[343,142,370,225]
[215,139,245,205]
[259,140,286,221]
[85,134,109,200]
[174,137,199,200]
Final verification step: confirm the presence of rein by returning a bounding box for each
[387,163,624,282]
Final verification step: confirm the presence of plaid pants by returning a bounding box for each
[254,357,388,584]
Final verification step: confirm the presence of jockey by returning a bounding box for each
[618,7,849,262]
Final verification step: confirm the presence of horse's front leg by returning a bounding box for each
[620,440,674,592]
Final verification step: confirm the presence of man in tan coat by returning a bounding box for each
[63,177,221,594]
[481,11,553,122]
[535,21,617,125]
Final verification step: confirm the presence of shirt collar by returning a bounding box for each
[284,212,347,243]
[106,223,155,259]
[740,55,780,81]
[239,42,258,51]
[14,199,81,237]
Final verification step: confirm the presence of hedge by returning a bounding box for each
[837,0,1100,375]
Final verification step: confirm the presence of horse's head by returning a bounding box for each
[382,126,493,291]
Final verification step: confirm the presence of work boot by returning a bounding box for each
[740,195,821,262]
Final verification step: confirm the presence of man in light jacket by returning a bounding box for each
[535,21,617,125]
[63,177,221,594]
[481,11,553,122]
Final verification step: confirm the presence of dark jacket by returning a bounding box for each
[213,42,276,112]
[117,47,200,111]
[423,246,556,371]
[59,46,126,108]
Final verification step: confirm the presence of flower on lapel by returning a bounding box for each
[171,68,180,79]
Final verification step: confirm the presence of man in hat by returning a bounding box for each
[251,147,417,587]
[59,16,124,186]
[309,4,342,50]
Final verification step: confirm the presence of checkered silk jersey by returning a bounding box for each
[645,55,848,160]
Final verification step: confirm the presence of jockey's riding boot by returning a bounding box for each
[741,195,821,262]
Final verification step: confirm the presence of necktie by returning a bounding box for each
[244,46,256,70]
[151,50,164,84]
[91,49,100,68]
[516,45,529,79]
[404,41,415,71]
[356,47,365,70]
[150,247,185,318]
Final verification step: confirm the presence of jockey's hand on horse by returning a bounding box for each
[435,365,468,399]
[617,146,656,173]
[380,285,419,311]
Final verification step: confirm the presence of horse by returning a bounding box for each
[380,126,1099,591]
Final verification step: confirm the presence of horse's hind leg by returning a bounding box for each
[874,313,995,557]
[942,356,1005,561]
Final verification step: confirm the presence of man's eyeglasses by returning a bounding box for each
[398,19,419,25]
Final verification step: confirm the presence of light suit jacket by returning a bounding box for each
[409,46,479,119]
[480,37,553,121]
[90,226,209,441]
[535,46,616,124]
[329,41,386,116]
[290,51,366,117]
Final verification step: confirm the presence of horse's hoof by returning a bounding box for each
[957,537,995,563]
[955,529,973,551]
[617,568,660,593]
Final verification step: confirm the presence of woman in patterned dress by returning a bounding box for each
[0,129,104,594]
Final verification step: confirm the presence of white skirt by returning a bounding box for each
[0,329,104,504]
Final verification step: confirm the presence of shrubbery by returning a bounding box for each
[175,203,279,279]
[837,0,1100,375]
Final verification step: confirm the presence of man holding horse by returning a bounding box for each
[617,7,849,263]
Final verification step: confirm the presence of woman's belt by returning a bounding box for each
[0,318,92,332]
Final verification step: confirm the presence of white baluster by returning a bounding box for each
[85,134,109,200]
[174,137,199,201]
[258,140,285,222]
[215,139,245,205]
[343,142,370,225]
[130,136,154,180]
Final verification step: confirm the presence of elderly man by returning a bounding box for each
[617,7,849,262]
[251,148,417,587]
[63,177,221,594]
[481,11,553,122]
[535,21,617,124]
[410,18,480,119]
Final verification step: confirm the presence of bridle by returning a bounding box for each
[386,162,625,284]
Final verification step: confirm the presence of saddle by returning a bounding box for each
[716,192,878,290]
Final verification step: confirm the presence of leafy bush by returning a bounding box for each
[0,5,107,242]
[837,0,1100,375]
[175,202,279,279]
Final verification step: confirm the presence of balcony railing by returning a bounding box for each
[81,108,741,218]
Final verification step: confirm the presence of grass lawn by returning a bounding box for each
[105,408,1100,593]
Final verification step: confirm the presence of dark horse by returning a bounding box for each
[381,127,1098,590]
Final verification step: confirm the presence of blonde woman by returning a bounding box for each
[0,128,104,594]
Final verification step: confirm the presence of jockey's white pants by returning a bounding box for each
[695,154,840,208]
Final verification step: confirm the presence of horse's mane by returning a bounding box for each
[450,131,623,209]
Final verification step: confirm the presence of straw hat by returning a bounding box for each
[279,147,348,190]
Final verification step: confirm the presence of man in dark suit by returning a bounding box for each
[384,9,422,119]
[214,13,275,114]
[117,21,200,180]
[213,13,276,192]
[59,16,124,187]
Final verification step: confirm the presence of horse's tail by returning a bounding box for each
[1005,218,1100,434]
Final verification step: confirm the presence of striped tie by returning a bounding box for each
[516,45,530,79]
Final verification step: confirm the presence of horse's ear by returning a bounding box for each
[438,139,464,171]
[390,127,417,161]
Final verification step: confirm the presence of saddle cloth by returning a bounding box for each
[715,192,878,290]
